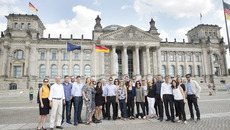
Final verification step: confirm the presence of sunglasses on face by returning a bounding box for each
[171,77,174,78]
[109,80,113,81]
[186,77,190,79]
[44,81,49,83]
[115,81,118,82]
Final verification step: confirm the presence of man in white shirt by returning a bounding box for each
[102,79,108,119]
[72,76,84,126]
[49,76,65,130]
[161,76,175,122]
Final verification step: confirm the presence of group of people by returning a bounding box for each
[36,74,201,130]
[207,83,216,96]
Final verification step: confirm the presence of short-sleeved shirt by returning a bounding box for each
[136,87,144,102]
[180,83,186,91]
[142,85,147,96]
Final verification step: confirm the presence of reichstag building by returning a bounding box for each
[0,14,229,90]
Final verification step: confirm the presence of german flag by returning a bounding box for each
[95,45,110,53]
[29,2,38,12]
[224,2,230,20]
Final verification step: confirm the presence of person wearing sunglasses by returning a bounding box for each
[135,80,145,119]
[37,78,50,130]
[141,78,149,117]
[185,74,201,123]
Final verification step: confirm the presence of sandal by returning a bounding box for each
[85,122,90,125]
[37,127,41,130]
[184,121,187,124]
[42,126,46,130]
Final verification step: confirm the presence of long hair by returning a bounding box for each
[171,80,177,89]
[147,80,152,90]
[176,77,182,88]
[127,80,132,88]
[95,82,103,94]
[120,81,126,92]
[152,77,157,84]
[85,77,91,85]
[114,78,120,85]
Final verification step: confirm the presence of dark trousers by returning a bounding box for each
[62,100,71,123]
[136,102,145,116]
[187,95,200,119]
[127,99,134,117]
[73,97,83,123]
[175,101,178,117]
[155,95,163,118]
[106,96,116,119]
[29,94,33,101]
[115,102,118,118]
[70,98,74,119]
[102,96,107,118]
[174,100,186,121]
[144,96,149,115]
[163,94,175,120]
[154,101,158,116]
[119,99,127,118]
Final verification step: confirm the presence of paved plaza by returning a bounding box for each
[0,91,230,130]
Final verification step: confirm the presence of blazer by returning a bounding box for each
[185,80,201,98]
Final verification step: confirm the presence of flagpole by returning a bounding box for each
[222,0,230,55]
[94,43,96,80]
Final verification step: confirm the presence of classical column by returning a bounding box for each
[135,45,141,78]
[184,52,188,76]
[122,45,128,76]
[223,51,228,76]
[57,49,62,76]
[175,52,179,77]
[152,48,157,76]
[80,50,84,77]
[111,45,117,76]
[192,52,196,77]
[166,51,170,76]
[69,51,73,76]
[45,48,50,77]
[1,43,10,76]
[156,47,161,75]
[146,46,151,79]
[209,51,214,75]
[24,43,30,76]
[100,51,105,77]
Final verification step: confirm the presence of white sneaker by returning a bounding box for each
[138,116,141,119]
[143,116,146,119]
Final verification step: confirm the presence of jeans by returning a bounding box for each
[119,99,127,118]
[187,95,200,119]
[29,94,33,101]
[144,96,149,115]
[62,100,71,123]
[73,97,83,123]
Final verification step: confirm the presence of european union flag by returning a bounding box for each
[67,42,81,51]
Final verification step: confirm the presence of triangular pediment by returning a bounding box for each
[99,25,161,42]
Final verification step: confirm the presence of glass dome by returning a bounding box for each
[103,25,124,31]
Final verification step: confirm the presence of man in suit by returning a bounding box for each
[185,74,201,122]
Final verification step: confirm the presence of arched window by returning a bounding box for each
[62,65,68,78]
[14,23,18,28]
[9,83,17,90]
[21,23,24,29]
[14,50,24,59]
[84,65,91,78]
[28,23,31,29]
[170,55,174,61]
[179,55,183,61]
[188,65,192,76]
[161,65,166,77]
[179,65,184,77]
[73,65,80,77]
[213,54,218,62]
[51,65,57,78]
[39,65,46,78]
[170,65,175,76]
[161,55,165,61]
[197,65,201,77]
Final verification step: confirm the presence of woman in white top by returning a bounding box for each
[172,80,187,124]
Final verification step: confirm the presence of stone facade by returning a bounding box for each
[0,14,229,90]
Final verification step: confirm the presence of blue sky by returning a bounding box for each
[0,0,229,68]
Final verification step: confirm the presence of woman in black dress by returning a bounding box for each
[95,82,103,123]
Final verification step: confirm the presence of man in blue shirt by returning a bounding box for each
[61,75,73,124]
[71,76,84,125]
[105,77,117,120]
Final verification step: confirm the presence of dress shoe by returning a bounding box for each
[67,121,72,124]
[171,119,175,123]
[157,118,161,120]
[108,117,111,120]
[56,126,63,129]
[196,119,200,123]
[74,122,78,126]
[50,128,53,130]
[160,118,163,122]
[165,119,171,121]
[188,118,194,121]
[78,121,83,124]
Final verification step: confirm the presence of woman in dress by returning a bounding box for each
[82,77,92,125]
[127,80,136,120]
[37,78,50,130]
[90,81,97,123]
[95,82,103,123]
[172,80,187,124]
[117,81,127,120]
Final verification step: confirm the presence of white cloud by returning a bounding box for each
[44,5,101,39]
[121,5,132,10]
[175,27,190,41]
[159,30,169,40]
[93,0,100,6]
[0,0,18,4]
[0,22,6,32]
[133,0,215,18]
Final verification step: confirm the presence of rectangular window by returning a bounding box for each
[52,53,56,60]
[161,55,165,61]
[170,55,174,61]
[21,23,24,29]
[179,55,183,61]
[85,54,90,60]
[187,55,192,62]
[40,53,45,60]
[74,53,79,60]
[14,66,22,78]
[196,56,200,62]
[63,53,68,60]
